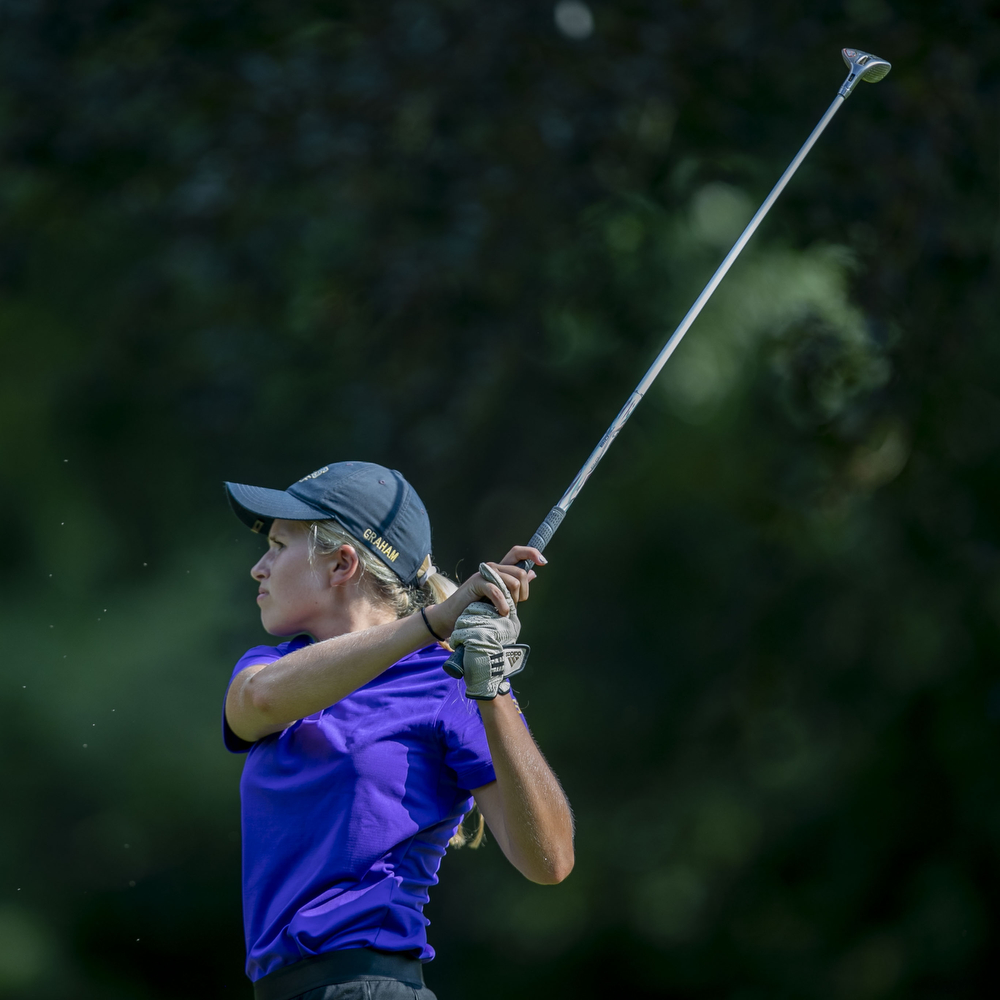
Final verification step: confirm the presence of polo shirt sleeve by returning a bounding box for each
[436,680,500,792]
[222,644,284,754]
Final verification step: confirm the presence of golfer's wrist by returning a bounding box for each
[475,689,516,714]
[423,603,455,641]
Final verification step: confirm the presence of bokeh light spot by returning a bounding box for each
[554,1,594,39]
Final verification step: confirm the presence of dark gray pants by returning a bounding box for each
[293,978,437,1000]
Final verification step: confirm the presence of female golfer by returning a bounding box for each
[222,461,574,1000]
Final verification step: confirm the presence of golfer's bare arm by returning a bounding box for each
[227,613,445,742]
[225,546,543,743]
[473,700,575,885]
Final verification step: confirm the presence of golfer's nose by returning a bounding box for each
[251,555,269,581]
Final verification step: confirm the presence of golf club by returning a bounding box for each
[444,48,890,680]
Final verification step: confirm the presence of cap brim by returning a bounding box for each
[225,482,330,533]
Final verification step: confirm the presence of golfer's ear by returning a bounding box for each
[328,544,361,586]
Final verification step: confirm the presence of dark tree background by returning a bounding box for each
[1,0,998,997]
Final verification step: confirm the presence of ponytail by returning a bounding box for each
[421,568,457,606]
[449,807,486,850]
[422,568,485,850]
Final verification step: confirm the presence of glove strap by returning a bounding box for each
[464,644,531,701]
[443,643,530,682]
[497,643,529,678]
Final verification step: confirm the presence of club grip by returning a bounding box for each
[516,506,566,571]
[443,646,465,678]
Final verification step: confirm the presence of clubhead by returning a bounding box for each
[839,48,892,97]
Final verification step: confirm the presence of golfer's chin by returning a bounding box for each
[259,608,304,638]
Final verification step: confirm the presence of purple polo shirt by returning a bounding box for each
[223,636,497,981]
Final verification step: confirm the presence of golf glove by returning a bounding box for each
[448,562,530,700]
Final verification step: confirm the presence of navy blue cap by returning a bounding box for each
[224,462,433,586]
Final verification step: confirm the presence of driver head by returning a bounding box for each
[839,48,891,97]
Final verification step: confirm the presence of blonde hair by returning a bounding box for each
[306,518,484,850]
[306,519,456,614]
[448,809,485,849]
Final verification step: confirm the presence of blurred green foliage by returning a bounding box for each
[1,1,998,997]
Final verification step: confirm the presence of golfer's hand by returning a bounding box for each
[450,563,526,700]
[427,545,544,638]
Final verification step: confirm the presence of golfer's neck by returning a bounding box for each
[308,595,399,642]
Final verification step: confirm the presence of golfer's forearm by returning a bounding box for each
[228,612,436,740]
[478,696,574,884]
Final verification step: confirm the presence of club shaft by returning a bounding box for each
[519,92,848,568]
